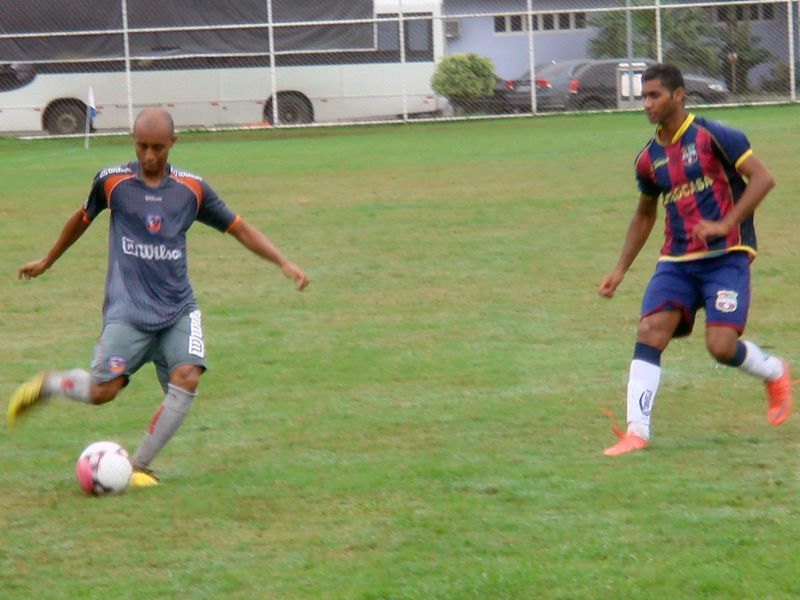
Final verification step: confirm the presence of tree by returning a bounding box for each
[712,12,773,93]
[587,7,720,76]
[588,6,774,91]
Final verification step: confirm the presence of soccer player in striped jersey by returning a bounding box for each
[8,108,309,484]
[598,63,791,456]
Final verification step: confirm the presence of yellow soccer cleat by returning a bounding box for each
[129,469,160,488]
[7,372,47,428]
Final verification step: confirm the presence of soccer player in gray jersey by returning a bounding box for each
[8,108,309,487]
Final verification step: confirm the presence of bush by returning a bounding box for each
[431,54,496,105]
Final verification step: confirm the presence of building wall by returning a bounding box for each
[442,0,795,88]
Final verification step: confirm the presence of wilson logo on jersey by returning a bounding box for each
[146,215,163,233]
[122,236,182,261]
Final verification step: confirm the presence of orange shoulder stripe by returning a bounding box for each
[170,175,204,214]
[103,174,135,210]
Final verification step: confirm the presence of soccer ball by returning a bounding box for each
[75,441,133,496]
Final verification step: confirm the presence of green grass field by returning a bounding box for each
[1,106,799,599]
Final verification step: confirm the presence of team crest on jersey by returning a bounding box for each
[146,215,163,233]
[715,290,738,313]
[108,355,127,374]
[681,143,698,167]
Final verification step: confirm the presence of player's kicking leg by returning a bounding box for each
[7,369,102,427]
[7,372,47,427]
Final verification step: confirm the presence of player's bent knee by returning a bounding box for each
[169,364,202,393]
[90,379,125,404]
[707,340,737,363]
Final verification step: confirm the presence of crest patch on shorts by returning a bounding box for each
[108,355,127,374]
[715,290,738,313]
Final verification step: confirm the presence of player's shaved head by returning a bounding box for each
[133,108,175,138]
[133,108,176,182]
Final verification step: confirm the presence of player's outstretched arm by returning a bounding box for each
[18,208,91,280]
[598,195,658,298]
[228,218,309,290]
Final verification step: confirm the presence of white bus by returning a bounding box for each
[0,0,444,134]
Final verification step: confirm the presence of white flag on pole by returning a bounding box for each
[87,87,97,119]
[85,87,96,149]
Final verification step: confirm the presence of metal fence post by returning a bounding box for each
[527,0,537,114]
[121,0,133,132]
[267,0,278,126]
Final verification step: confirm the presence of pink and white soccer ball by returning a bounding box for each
[75,441,133,496]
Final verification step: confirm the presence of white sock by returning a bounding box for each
[738,340,784,382]
[42,369,93,403]
[627,359,661,440]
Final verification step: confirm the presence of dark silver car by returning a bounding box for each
[563,58,728,111]
[503,59,591,113]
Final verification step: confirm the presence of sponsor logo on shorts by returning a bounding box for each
[188,310,205,358]
[639,390,653,416]
[145,215,163,233]
[122,236,182,261]
[108,355,127,374]
[715,290,738,313]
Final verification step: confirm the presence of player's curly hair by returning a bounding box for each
[642,63,685,93]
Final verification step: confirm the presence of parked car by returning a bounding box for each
[503,59,591,113]
[564,58,728,111]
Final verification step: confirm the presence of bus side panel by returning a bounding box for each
[218,68,272,126]
[129,70,224,129]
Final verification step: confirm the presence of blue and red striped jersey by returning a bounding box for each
[634,114,755,261]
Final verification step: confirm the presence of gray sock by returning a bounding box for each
[42,369,92,403]
[132,383,195,471]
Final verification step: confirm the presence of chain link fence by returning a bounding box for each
[0,0,797,135]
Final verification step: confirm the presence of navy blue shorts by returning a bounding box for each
[641,252,751,338]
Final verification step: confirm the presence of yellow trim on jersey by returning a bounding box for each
[658,245,756,262]
[734,148,753,170]
[655,113,695,146]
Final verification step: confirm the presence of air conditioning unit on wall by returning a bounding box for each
[444,19,461,39]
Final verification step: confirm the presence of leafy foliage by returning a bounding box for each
[587,6,772,87]
[431,53,496,102]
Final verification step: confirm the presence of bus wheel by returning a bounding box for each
[265,94,313,125]
[44,101,86,135]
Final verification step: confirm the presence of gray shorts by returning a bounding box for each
[91,310,207,392]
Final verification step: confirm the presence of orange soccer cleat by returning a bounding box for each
[603,431,649,457]
[765,359,792,426]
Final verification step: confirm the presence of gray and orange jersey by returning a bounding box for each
[82,161,239,331]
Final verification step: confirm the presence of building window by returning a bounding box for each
[494,12,587,34]
[715,3,775,23]
[494,14,535,33]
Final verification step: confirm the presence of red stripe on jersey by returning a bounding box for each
[170,175,204,214]
[665,143,693,252]
[695,128,741,249]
